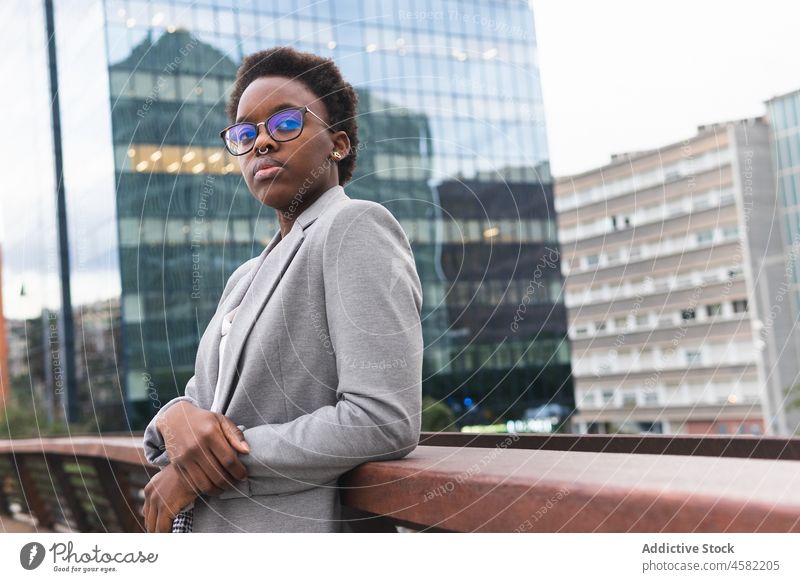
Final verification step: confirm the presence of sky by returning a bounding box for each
[533,0,800,177]
[3,0,800,317]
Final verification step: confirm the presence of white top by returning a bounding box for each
[210,305,240,413]
[176,304,240,517]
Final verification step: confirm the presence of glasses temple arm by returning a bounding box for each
[307,108,336,132]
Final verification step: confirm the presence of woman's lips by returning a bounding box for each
[254,166,283,180]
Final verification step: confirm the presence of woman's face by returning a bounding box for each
[235,75,349,214]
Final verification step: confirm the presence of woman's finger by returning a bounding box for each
[217,415,250,454]
[156,506,172,533]
[181,459,221,494]
[178,432,234,490]
[144,495,156,533]
[208,434,247,483]
[192,437,235,488]
[142,494,151,532]
[193,458,232,492]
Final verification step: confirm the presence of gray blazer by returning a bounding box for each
[143,184,423,532]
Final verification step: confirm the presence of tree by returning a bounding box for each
[421,395,457,432]
[0,389,94,439]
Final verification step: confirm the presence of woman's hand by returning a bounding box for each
[142,463,207,533]
[156,400,251,494]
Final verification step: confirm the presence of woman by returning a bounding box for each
[141,47,423,532]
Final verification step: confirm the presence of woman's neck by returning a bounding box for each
[275,179,339,237]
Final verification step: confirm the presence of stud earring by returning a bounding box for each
[331,151,343,160]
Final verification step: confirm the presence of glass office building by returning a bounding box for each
[6,0,573,430]
[766,89,800,433]
[767,91,800,311]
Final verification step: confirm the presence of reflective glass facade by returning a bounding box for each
[8,0,573,431]
[767,91,800,314]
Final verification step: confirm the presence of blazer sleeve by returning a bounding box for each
[141,258,257,466]
[236,202,423,495]
[141,377,201,467]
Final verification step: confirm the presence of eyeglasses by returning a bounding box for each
[219,105,334,156]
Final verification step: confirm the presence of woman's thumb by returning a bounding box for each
[218,416,250,454]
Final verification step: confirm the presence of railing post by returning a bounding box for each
[91,458,144,532]
[0,456,11,516]
[14,455,56,529]
[45,453,88,531]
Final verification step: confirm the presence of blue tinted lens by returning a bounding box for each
[226,123,257,152]
[267,109,303,139]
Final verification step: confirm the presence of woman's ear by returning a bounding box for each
[331,130,351,158]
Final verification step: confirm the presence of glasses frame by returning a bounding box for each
[219,105,335,156]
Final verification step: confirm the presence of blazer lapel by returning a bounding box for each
[213,184,350,414]
[203,231,281,408]
[293,184,348,230]
[214,223,305,414]
[217,231,284,314]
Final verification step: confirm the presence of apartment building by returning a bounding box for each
[556,117,800,436]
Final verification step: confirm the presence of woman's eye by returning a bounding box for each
[276,120,300,132]
[233,128,255,143]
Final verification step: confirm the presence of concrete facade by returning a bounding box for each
[556,117,800,436]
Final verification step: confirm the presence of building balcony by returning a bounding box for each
[567,241,741,285]
[573,401,764,424]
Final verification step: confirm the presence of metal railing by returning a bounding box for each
[1,432,799,532]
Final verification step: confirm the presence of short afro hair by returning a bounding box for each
[227,46,359,185]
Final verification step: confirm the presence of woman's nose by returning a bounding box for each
[253,122,278,154]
